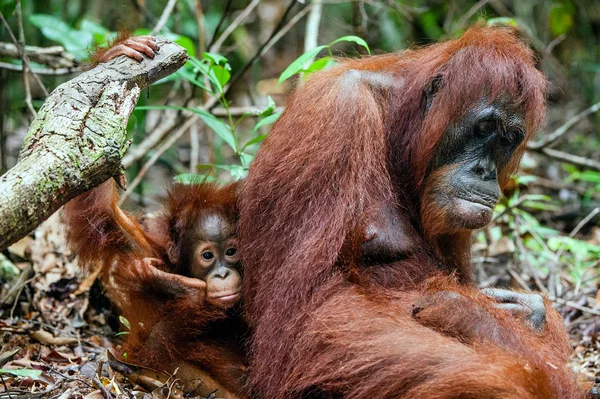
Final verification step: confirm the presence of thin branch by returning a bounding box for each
[208,0,234,49]
[15,1,35,117]
[195,0,206,56]
[533,147,600,171]
[0,42,77,68]
[190,122,200,172]
[528,101,600,150]
[0,10,49,97]
[129,0,159,25]
[211,105,284,116]
[120,115,200,204]
[555,207,600,260]
[0,61,81,75]
[151,0,178,35]
[451,0,490,34]
[545,34,566,55]
[224,0,302,96]
[209,0,261,53]
[549,296,600,316]
[122,116,179,168]
[304,0,324,68]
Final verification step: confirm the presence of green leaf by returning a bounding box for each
[203,52,229,67]
[0,368,42,379]
[197,111,237,151]
[303,56,335,74]
[176,66,212,93]
[240,152,254,168]
[242,134,268,150]
[257,96,277,117]
[135,105,237,151]
[29,14,92,59]
[173,35,197,58]
[198,164,247,180]
[210,64,231,88]
[252,111,281,135]
[330,35,370,54]
[119,316,131,330]
[549,3,574,36]
[279,45,327,84]
[486,17,518,27]
[80,20,109,37]
[174,173,216,184]
[0,0,16,16]
[188,57,224,93]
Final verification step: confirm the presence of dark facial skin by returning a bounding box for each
[426,98,526,230]
[188,213,242,309]
[360,94,545,333]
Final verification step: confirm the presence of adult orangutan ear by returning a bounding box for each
[422,74,444,115]
[167,241,178,264]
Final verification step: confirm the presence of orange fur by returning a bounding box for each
[239,25,584,398]
[63,180,247,397]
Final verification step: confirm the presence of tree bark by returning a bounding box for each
[0,37,188,250]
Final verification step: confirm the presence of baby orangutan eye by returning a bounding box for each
[202,251,214,260]
[225,248,237,256]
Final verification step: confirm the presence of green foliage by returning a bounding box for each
[0,253,20,279]
[549,0,575,36]
[115,316,131,336]
[29,14,96,59]
[0,0,16,16]
[278,35,370,84]
[0,368,42,379]
[491,175,599,286]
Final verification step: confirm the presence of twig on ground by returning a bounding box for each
[555,207,600,260]
[550,296,600,316]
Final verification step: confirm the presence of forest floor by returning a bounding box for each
[0,211,598,399]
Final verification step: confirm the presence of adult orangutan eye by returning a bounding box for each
[202,251,214,260]
[225,248,237,257]
[501,129,525,145]
[474,119,498,137]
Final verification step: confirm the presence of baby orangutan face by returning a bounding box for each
[190,212,242,309]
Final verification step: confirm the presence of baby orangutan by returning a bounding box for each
[63,180,247,399]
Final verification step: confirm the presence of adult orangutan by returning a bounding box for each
[239,26,585,398]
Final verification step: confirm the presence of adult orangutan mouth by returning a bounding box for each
[458,194,498,210]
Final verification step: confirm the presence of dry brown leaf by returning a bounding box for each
[31,330,78,345]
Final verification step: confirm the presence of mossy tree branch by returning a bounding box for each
[0,37,188,250]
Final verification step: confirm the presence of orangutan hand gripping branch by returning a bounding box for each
[239,26,586,398]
